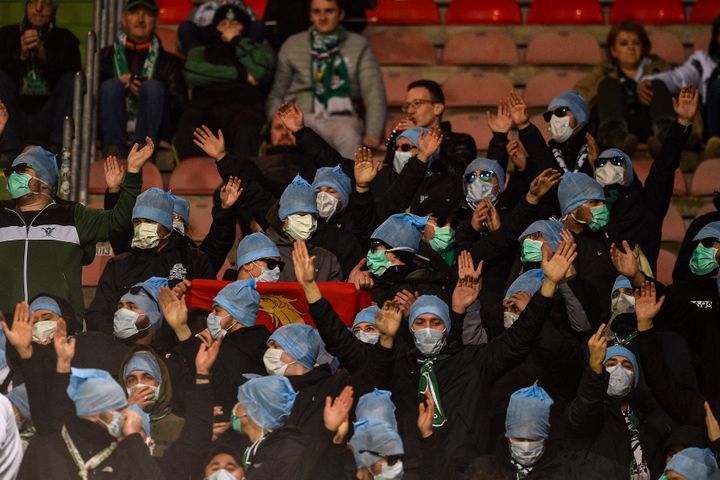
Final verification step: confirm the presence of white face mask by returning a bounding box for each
[595,163,625,187]
[131,222,164,250]
[393,151,412,174]
[510,439,545,467]
[207,470,237,480]
[548,114,574,143]
[355,330,380,344]
[31,320,56,344]
[316,191,340,220]
[412,328,446,356]
[503,311,519,329]
[611,293,636,315]
[283,214,317,241]
[253,263,281,283]
[101,410,124,439]
[263,347,292,376]
[126,383,159,402]
[605,363,634,398]
[373,460,404,480]
[113,308,147,339]
[466,180,496,208]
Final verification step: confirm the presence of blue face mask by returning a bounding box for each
[206,313,232,339]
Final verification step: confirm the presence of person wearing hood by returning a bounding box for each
[662,447,720,480]
[0,145,151,323]
[673,192,720,283]
[0,0,80,153]
[113,277,168,347]
[179,0,263,54]
[0,393,22,480]
[200,443,246,480]
[86,187,216,341]
[641,16,720,159]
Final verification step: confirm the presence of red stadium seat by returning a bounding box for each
[695,202,718,218]
[169,157,223,195]
[384,111,406,138]
[82,242,113,287]
[447,114,493,150]
[368,30,435,65]
[445,0,521,25]
[158,0,193,24]
[661,204,686,242]
[632,159,687,196]
[527,0,603,24]
[187,197,215,242]
[244,0,267,18]
[443,72,514,107]
[656,249,677,285]
[694,32,712,52]
[690,158,720,195]
[522,71,587,108]
[609,0,685,24]
[648,30,686,64]
[525,31,602,65]
[441,31,519,66]
[366,0,440,25]
[691,0,720,24]
[382,71,422,107]
[88,160,164,194]
[156,27,179,58]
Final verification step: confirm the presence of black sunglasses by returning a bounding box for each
[395,144,415,152]
[596,156,626,168]
[4,163,29,178]
[464,171,494,184]
[370,240,390,252]
[542,107,570,122]
[700,238,718,248]
[260,258,284,271]
[358,451,403,466]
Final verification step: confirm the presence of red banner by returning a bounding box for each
[185,280,373,332]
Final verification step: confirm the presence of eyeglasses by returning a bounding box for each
[401,99,434,113]
[596,156,626,168]
[395,144,416,152]
[370,240,389,252]
[542,107,570,122]
[464,171,495,184]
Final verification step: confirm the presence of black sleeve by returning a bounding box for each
[348,188,380,247]
[49,371,77,432]
[566,275,603,330]
[293,126,354,177]
[486,132,509,173]
[159,52,188,123]
[121,433,168,480]
[199,205,237,274]
[500,168,533,211]
[349,342,396,394]
[565,365,608,437]
[518,123,558,172]
[99,46,114,83]
[419,433,460,480]
[0,25,22,75]
[44,29,81,86]
[308,298,368,372]
[85,257,122,334]
[104,189,132,256]
[16,355,55,434]
[375,156,428,219]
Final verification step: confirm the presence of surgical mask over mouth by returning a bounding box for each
[316,191,340,220]
[412,328,445,356]
[373,460,404,480]
[466,180,496,208]
[572,204,609,232]
[207,312,233,339]
[355,330,380,344]
[595,163,625,187]
[503,311,520,329]
[509,439,545,467]
[7,172,52,200]
[611,293,636,315]
[366,249,392,276]
[429,226,455,254]
[31,320,56,344]
[520,238,543,264]
[101,411,124,439]
[113,308,149,339]
[263,347,293,376]
[605,363,634,398]
[548,114,574,143]
[126,383,160,402]
[131,222,167,250]
[283,214,317,241]
[690,244,719,275]
[393,151,413,174]
[253,263,281,283]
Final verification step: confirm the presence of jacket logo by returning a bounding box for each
[168,263,187,281]
[690,300,713,309]
[41,226,56,237]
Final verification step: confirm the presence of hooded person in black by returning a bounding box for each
[673,193,720,283]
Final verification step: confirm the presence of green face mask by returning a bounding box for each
[588,204,610,231]
[7,172,33,199]
[521,238,544,263]
[429,226,455,254]
[366,249,391,276]
[231,413,243,433]
[690,244,719,275]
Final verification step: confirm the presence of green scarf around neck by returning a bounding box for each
[112,32,160,122]
[310,26,352,114]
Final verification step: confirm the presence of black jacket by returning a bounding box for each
[520,124,593,177]
[673,209,720,283]
[569,229,618,322]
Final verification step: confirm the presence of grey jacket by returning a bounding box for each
[266,29,387,139]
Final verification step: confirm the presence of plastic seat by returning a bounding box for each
[441,31,519,66]
[661,204,686,242]
[525,31,602,65]
[382,71,422,107]
[656,249,677,285]
[609,0,685,24]
[157,0,193,24]
[694,32,712,52]
[88,160,164,194]
[447,114,492,150]
[445,0,522,25]
[82,242,113,287]
[244,0,268,18]
[690,158,720,195]
[368,30,435,65]
[366,0,440,24]
[632,159,687,196]
[527,0,603,24]
[187,197,215,242]
[648,30,685,64]
[156,27,179,58]
[522,71,587,107]
[443,72,514,107]
[691,0,720,24]
[169,156,223,195]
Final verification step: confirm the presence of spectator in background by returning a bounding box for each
[266,0,386,158]
[178,0,265,54]
[576,21,675,156]
[0,0,80,154]
[98,0,187,157]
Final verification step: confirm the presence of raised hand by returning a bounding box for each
[705,402,720,443]
[486,101,513,134]
[292,240,317,286]
[0,101,8,137]
[354,147,379,190]
[637,80,653,106]
[54,318,75,373]
[394,117,416,133]
[508,292,532,312]
[212,406,230,441]
[196,334,223,375]
[376,301,402,348]
[527,168,562,205]
[158,287,190,341]
[541,239,577,285]
[171,279,191,299]
[104,155,126,193]
[635,281,665,332]
[0,302,33,359]
[127,384,156,410]
[416,125,442,163]
[324,385,354,443]
[417,389,435,438]
[127,137,154,173]
[507,138,527,172]
[587,323,608,374]
[393,289,419,319]
[507,90,530,129]
[610,240,640,282]
[122,408,144,438]
[277,103,305,133]
[673,85,699,126]
[219,176,243,209]
[471,198,501,232]
[586,132,599,167]
[192,125,226,161]
[452,251,483,314]
[348,258,374,290]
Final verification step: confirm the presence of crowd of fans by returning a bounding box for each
[0,0,720,479]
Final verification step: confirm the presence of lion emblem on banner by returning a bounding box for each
[259,294,306,327]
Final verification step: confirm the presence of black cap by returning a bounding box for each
[125,0,158,14]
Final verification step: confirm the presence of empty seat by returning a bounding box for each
[169,157,223,195]
[525,31,602,65]
[441,31,519,66]
[656,249,677,285]
[366,0,440,24]
[632,159,687,196]
[648,30,685,64]
[527,0,603,24]
[522,71,587,107]
[368,30,435,65]
[158,0,193,24]
[691,0,720,24]
[382,71,422,106]
[88,160,164,194]
[445,0,521,25]
[82,242,113,287]
[694,32,712,52]
[447,114,493,150]
[244,0,268,18]
[156,27,179,58]
[443,72,514,107]
[661,204,686,242]
[690,158,720,195]
[187,197,215,242]
[609,0,685,24]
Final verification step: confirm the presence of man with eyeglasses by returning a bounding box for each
[0,0,80,155]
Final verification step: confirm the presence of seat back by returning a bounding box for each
[366,0,441,24]
[444,72,514,107]
[609,0,686,24]
[648,30,685,64]
[690,159,720,195]
[523,71,587,107]
[383,71,422,106]
[446,114,492,150]
[368,30,435,65]
[527,0,603,24]
[445,0,522,24]
[442,31,519,65]
[169,157,223,195]
[525,31,602,65]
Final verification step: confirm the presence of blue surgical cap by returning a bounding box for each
[236,232,281,267]
[693,221,720,242]
[505,383,554,440]
[269,324,322,370]
[604,345,640,386]
[398,128,439,164]
[350,418,404,469]
[132,188,174,230]
[597,148,634,185]
[505,269,545,301]
[612,275,632,295]
[237,376,297,430]
[0,328,6,370]
[29,296,62,316]
[665,448,720,480]
[547,91,589,128]
[356,390,397,429]
[127,404,151,438]
[213,279,260,327]
[558,172,605,217]
[312,166,351,210]
[352,306,381,329]
[120,277,168,332]
[6,384,31,422]
[168,192,190,225]
[12,146,58,191]
[464,158,506,193]
[408,295,450,332]
[278,175,318,220]
[518,220,565,252]
[67,368,128,417]
[124,351,162,384]
[371,213,429,253]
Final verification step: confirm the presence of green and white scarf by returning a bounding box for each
[418,354,449,428]
[61,425,118,480]
[112,32,160,125]
[310,26,353,115]
[622,406,651,480]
